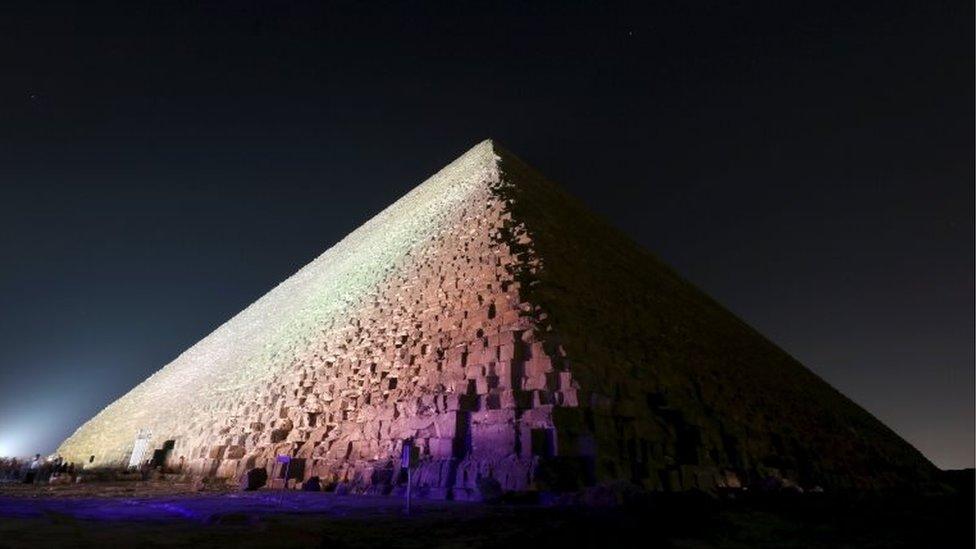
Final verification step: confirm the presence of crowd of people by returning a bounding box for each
[0,457,27,481]
[0,454,78,484]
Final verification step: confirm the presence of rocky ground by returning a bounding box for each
[0,479,972,549]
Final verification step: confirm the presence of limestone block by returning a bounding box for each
[433,412,459,438]
[428,437,455,458]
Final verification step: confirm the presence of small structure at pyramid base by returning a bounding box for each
[58,140,937,499]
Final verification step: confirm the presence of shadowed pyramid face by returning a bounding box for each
[59,140,935,495]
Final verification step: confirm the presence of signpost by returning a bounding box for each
[401,439,417,515]
[276,455,292,507]
[127,429,152,469]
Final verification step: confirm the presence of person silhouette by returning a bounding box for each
[23,454,40,484]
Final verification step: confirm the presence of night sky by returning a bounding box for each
[0,1,972,469]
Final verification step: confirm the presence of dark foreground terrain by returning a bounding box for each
[0,480,972,549]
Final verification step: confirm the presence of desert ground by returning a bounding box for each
[0,477,972,549]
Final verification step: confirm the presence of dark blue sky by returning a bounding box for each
[0,1,972,468]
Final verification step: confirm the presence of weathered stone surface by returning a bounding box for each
[58,140,936,495]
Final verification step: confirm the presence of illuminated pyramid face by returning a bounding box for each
[59,140,935,496]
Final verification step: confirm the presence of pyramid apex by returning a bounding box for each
[471,137,513,152]
[462,138,514,163]
[441,139,506,175]
[470,138,497,153]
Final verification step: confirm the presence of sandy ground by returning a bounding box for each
[0,481,972,548]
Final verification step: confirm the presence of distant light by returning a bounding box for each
[0,424,31,458]
[0,438,12,458]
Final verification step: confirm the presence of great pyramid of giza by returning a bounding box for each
[59,140,936,496]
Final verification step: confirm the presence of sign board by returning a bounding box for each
[401,439,419,515]
[127,429,152,469]
[401,439,418,468]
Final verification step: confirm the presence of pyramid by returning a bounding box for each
[59,140,936,496]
